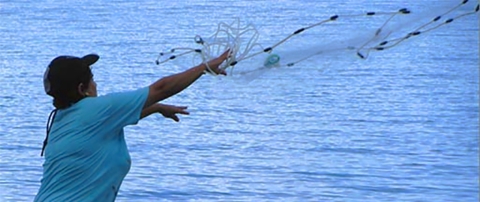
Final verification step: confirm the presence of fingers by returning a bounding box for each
[220,49,231,59]
[175,106,190,115]
[171,115,179,122]
[179,110,190,115]
[212,49,230,63]
[219,69,227,75]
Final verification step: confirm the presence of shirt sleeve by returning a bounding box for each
[98,87,150,128]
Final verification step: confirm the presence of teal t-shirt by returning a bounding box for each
[35,87,149,202]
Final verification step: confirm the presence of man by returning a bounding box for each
[35,50,229,201]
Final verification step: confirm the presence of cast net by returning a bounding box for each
[155,0,479,77]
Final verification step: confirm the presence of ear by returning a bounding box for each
[77,83,86,96]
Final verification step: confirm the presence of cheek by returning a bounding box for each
[90,81,97,90]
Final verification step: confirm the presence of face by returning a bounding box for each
[77,77,97,97]
[86,77,97,97]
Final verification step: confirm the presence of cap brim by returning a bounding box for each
[81,54,99,66]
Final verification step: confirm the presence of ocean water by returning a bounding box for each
[0,0,478,201]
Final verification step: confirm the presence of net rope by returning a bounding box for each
[155,0,479,76]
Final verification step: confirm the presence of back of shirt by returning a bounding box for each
[35,87,149,202]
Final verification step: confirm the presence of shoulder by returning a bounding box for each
[100,87,149,102]
[73,87,149,116]
[79,87,150,117]
[85,87,150,106]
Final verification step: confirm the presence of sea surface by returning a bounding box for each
[0,0,478,201]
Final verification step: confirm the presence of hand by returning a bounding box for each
[158,104,190,122]
[205,50,230,75]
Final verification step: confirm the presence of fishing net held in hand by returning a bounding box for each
[155,0,479,77]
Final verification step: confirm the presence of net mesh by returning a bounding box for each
[155,1,479,76]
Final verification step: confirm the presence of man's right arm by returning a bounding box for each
[143,50,229,109]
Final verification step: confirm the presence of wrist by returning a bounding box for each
[155,103,165,111]
[199,63,208,75]
[201,62,218,75]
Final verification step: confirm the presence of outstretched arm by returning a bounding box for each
[143,50,230,109]
[141,103,189,122]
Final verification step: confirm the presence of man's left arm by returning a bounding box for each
[141,103,189,122]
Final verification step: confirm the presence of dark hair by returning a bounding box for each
[51,70,92,109]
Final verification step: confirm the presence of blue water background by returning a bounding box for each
[0,0,478,201]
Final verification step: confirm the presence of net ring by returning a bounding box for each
[194,35,204,44]
[264,54,281,67]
